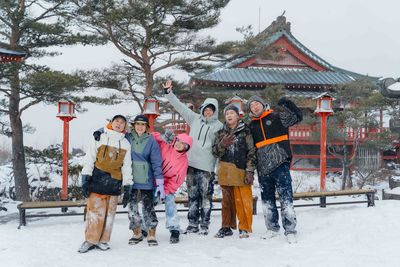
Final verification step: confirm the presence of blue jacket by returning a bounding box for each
[126,131,163,190]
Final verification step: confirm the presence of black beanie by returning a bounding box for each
[111,114,127,122]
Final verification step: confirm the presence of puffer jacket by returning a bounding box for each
[126,131,163,190]
[151,132,193,195]
[165,92,223,172]
[82,126,133,195]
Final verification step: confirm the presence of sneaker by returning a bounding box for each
[184,225,199,234]
[214,227,233,238]
[286,233,297,244]
[170,230,180,244]
[261,230,279,239]
[239,230,249,239]
[198,227,209,236]
[78,241,96,253]
[96,242,110,251]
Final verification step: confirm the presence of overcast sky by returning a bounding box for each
[4,0,400,150]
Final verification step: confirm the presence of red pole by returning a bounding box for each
[146,114,158,133]
[320,113,327,192]
[61,118,70,200]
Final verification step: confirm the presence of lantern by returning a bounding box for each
[143,96,160,132]
[314,93,334,114]
[56,100,76,118]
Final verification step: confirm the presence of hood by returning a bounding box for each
[199,98,219,122]
[176,133,193,150]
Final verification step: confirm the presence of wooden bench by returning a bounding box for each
[291,189,376,208]
[17,196,259,228]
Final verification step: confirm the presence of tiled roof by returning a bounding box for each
[0,48,26,57]
[194,67,355,85]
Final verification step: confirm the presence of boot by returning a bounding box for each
[147,228,158,246]
[170,230,180,244]
[128,227,143,245]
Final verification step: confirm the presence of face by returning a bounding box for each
[111,118,126,133]
[225,110,239,127]
[203,107,214,119]
[134,122,147,136]
[250,101,264,115]
[174,140,186,152]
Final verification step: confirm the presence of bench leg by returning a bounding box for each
[367,192,375,207]
[252,198,257,215]
[319,197,326,208]
[18,208,26,229]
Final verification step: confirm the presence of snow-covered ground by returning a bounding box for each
[1,198,400,267]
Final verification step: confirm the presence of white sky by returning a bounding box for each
[3,0,400,150]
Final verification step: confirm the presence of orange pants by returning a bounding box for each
[85,193,118,244]
[221,185,253,232]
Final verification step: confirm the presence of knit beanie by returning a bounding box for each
[224,104,240,116]
[247,95,267,114]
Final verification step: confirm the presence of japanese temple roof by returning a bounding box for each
[0,48,26,57]
[192,16,380,89]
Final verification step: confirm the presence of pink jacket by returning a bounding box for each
[151,132,193,195]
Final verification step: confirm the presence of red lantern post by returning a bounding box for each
[56,100,76,201]
[143,96,160,132]
[314,93,334,207]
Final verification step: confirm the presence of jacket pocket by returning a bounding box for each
[132,161,149,184]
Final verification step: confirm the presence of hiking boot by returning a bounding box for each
[286,233,298,244]
[214,227,233,238]
[129,228,143,245]
[96,242,110,251]
[261,230,279,239]
[199,226,209,236]
[147,228,158,246]
[239,230,249,239]
[170,230,180,244]
[78,241,96,253]
[184,225,199,234]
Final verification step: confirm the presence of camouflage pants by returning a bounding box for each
[128,189,158,230]
[186,167,214,229]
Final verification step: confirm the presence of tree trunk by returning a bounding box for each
[9,68,30,201]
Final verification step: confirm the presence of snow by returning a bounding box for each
[386,187,400,194]
[388,82,400,91]
[1,199,400,267]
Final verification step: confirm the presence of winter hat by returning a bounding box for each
[132,114,149,125]
[224,104,240,116]
[247,95,267,114]
[176,133,193,152]
[111,114,127,122]
[201,104,216,115]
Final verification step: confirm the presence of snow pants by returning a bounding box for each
[85,193,118,244]
[258,162,297,235]
[221,185,253,232]
[128,189,158,230]
[186,167,214,229]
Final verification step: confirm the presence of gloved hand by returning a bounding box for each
[278,97,303,121]
[163,129,175,144]
[122,185,132,208]
[93,130,102,141]
[81,175,91,198]
[162,80,173,94]
[244,171,254,185]
[219,134,235,148]
[154,179,165,204]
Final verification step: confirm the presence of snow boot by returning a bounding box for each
[147,228,158,246]
[170,230,180,244]
[214,227,233,238]
[199,226,209,236]
[96,242,110,251]
[239,230,249,239]
[261,230,279,239]
[183,225,199,234]
[129,228,143,245]
[286,233,298,244]
[78,241,96,253]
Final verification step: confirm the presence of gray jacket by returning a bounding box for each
[165,92,223,172]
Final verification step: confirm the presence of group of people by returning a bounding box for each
[78,79,303,253]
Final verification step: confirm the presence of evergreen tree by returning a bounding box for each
[0,0,104,201]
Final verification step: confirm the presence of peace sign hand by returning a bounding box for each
[163,80,173,94]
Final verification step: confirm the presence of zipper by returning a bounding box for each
[202,126,210,147]
[197,124,205,140]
